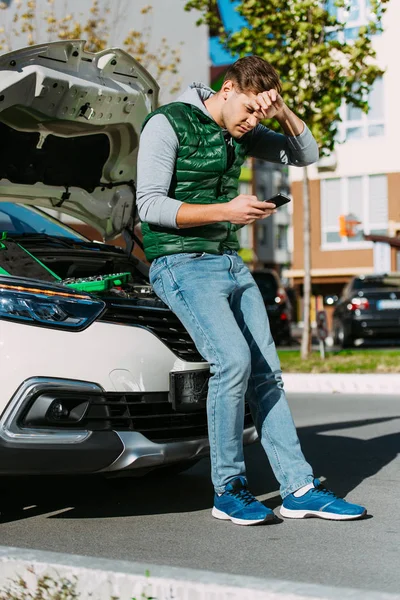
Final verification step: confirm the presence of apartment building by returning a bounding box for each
[285,0,400,304]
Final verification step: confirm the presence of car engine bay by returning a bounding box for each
[0,234,156,303]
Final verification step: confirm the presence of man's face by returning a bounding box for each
[221,84,266,139]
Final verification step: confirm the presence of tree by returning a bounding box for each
[0,0,183,95]
[184,0,389,357]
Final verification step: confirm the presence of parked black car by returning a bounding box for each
[332,273,400,348]
[252,269,293,345]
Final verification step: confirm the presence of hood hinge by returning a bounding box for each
[121,181,144,256]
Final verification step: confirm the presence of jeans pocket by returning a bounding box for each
[151,274,169,307]
[149,258,165,286]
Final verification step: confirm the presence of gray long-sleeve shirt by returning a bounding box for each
[136,82,319,229]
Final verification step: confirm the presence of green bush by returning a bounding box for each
[0,573,79,600]
[0,572,158,600]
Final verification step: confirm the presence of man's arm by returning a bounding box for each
[244,90,319,166]
[136,114,183,228]
[247,120,319,167]
[275,105,305,137]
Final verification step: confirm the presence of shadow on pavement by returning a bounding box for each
[0,415,398,522]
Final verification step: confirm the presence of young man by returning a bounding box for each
[137,56,366,525]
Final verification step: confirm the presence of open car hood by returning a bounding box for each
[0,40,159,240]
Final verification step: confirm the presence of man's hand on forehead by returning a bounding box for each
[250,89,285,120]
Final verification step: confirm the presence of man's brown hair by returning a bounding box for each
[223,56,282,95]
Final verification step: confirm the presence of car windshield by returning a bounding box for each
[353,277,400,290]
[252,273,278,298]
[0,203,89,241]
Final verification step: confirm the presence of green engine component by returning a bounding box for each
[62,272,131,293]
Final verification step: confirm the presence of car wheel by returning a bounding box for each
[332,321,340,346]
[337,323,353,349]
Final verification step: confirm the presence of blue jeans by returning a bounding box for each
[149,250,314,497]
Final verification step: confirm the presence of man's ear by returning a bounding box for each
[221,80,234,98]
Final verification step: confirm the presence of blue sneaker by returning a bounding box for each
[212,476,275,526]
[280,479,367,521]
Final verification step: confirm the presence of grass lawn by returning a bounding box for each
[277,349,400,373]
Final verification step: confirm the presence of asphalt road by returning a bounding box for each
[0,393,399,595]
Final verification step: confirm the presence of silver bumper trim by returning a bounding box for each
[0,377,97,445]
[100,426,258,472]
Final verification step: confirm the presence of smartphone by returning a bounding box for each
[264,193,291,208]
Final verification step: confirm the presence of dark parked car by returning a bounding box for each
[252,269,293,345]
[332,273,400,348]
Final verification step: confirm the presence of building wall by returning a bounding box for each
[291,180,373,278]
[290,171,400,282]
[388,173,400,224]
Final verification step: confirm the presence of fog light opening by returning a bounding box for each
[46,398,89,424]
[21,392,91,427]
[48,400,70,421]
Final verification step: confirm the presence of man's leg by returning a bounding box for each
[228,255,314,498]
[149,252,254,493]
[229,255,366,519]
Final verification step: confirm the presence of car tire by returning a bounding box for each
[332,322,340,346]
[336,323,353,349]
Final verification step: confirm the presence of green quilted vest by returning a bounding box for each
[140,102,248,261]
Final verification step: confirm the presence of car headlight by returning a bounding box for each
[0,278,105,331]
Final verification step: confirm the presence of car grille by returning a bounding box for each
[43,392,253,443]
[99,301,205,362]
[86,393,253,442]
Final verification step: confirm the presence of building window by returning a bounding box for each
[326,0,381,42]
[276,225,288,251]
[338,77,385,141]
[257,224,267,245]
[321,175,388,248]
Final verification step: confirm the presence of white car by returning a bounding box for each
[0,41,256,477]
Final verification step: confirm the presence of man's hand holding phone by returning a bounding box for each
[225,192,291,225]
[225,194,277,225]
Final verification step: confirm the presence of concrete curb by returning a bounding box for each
[0,546,399,600]
[283,373,400,395]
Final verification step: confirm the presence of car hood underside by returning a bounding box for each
[0,40,158,240]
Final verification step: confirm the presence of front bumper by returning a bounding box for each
[101,426,258,473]
[0,376,257,476]
[0,430,124,475]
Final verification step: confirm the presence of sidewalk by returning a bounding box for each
[1,546,399,600]
[283,373,400,395]
[281,324,400,395]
